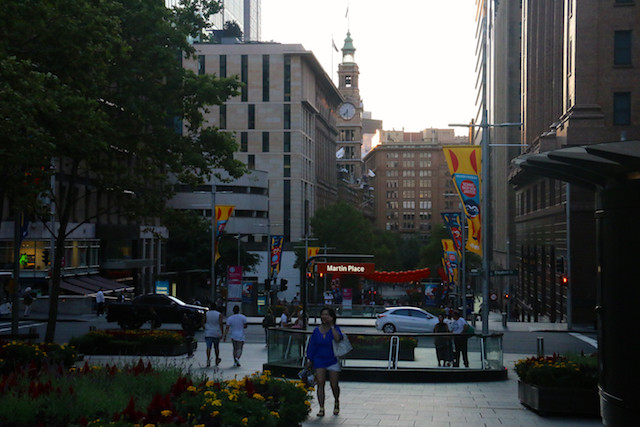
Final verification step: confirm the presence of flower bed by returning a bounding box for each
[0,358,312,426]
[515,352,599,417]
[69,329,195,356]
[0,340,77,374]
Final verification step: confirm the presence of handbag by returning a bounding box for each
[332,332,353,358]
[297,366,316,387]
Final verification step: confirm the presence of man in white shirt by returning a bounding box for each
[280,307,290,327]
[223,305,248,367]
[451,311,470,367]
[204,302,224,367]
[96,289,105,316]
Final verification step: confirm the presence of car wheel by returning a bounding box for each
[382,323,396,333]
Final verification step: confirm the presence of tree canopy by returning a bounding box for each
[305,201,425,272]
[0,0,246,341]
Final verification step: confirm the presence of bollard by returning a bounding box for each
[501,312,507,327]
[537,337,544,357]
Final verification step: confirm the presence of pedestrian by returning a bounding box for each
[433,314,452,367]
[223,305,247,367]
[451,310,470,367]
[204,302,224,367]
[262,307,276,346]
[182,313,197,358]
[280,307,290,327]
[96,288,105,316]
[22,287,34,317]
[305,307,344,417]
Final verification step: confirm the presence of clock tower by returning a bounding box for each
[336,31,364,185]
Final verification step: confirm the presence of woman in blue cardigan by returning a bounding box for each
[306,306,344,417]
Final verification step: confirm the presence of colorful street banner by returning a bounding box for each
[441,239,459,283]
[442,146,482,255]
[269,235,284,279]
[214,205,235,262]
[442,212,464,253]
[307,247,320,260]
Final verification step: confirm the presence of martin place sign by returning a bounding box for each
[316,262,375,275]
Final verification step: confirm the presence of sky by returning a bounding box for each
[261,0,478,135]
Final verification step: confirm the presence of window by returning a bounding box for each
[248,154,255,170]
[241,55,248,102]
[248,104,255,129]
[284,55,291,101]
[262,132,269,152]
[198,55,205,75]
[284,155,291,177]
[614,31,632,66]
[284,104,291,129]
[284,132,291,152]
[613,92,631,125]
[219,105,226,129]
[403,179,415,187]
[219,55,226,77]
[345,75,352,87]
[262,55,270,102]
[340,129,355,141]
[240,132,248,152]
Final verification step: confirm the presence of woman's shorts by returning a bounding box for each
[326,362,341,372]
[205,336,221,349]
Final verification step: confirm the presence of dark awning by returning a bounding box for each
[510,140,640,189]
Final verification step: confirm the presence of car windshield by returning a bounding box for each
[166,295,185,305]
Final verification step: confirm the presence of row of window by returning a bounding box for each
[220,103,292,130]
[385,160,433,168]
[238,131,292,153]
[386,152,432,159]
[198,54,292,103]
[385,179,433,188]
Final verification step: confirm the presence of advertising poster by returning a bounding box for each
[227,265,242,302]
[425,283,439,306]
[242,281,253,303]
[342,288,353,309]
[214,205,235,262]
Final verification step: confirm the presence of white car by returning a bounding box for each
[375,306,439,333]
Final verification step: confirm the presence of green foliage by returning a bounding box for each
[304,201,426,271]
[223,20,243,38]
[0,0,246,342]
[163,209,212,273]
[514,353,598,388]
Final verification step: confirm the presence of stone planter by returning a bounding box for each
[518,381,600,417]
[347,347,415,361]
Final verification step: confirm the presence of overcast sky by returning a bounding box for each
[261,0,478,135]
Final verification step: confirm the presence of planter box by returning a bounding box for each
[518,381,600,417]
[78,341,196,356]
[346,347,415,361]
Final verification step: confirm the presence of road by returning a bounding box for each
[1,317,598,357]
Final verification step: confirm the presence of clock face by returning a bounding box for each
[339,102,356,120]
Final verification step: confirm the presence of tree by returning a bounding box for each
[223,20,243,38]
[0,0,246,342]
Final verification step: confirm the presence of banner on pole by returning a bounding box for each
[269,235,284,279]
[214,205,235,262]
[442,212,464,252]
[442,146,482,255]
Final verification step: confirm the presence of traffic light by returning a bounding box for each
[264,278,271,291]
[555,257,564,273]
[280,279,288,291]
[42,249,50,265]
[561,275,568,285]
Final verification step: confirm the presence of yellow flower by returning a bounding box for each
[212,399,222,407]
[252,393,265,401]
[270,411,280,418]
[242,417,248,425]
[304,400,311,406]
[206,380,215,387]
[161,410,172,417]
[187,386,197,392]
[204,390,215,397]
[211,411,220,417]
